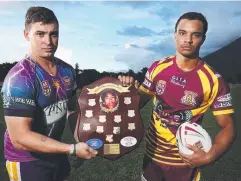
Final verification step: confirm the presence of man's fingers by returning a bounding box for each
[118,75,123,82]
[129,77,134,84]
[135,80,140,89]
[118,75,136,86]
[87,146,98,155]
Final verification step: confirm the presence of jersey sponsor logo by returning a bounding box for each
[214,101,232,108]
[217,93,232,102]
[44,99,67,125]
[156,80,166,95]
[41,80,51,96]
[170,76,187,88]
[2,96,35,107]
[181,90,198,106]
[143,79,151,88]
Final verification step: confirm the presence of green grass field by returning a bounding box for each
[1,86,241,181]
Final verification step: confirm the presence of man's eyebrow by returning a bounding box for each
[35,30,46,33]
[178,29,186,32]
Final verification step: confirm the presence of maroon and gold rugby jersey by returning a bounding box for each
[139,56,234,166]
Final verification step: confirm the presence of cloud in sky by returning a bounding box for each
[1,1,241,72]
[117,26,157,37]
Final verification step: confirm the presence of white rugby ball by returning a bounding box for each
[176,122,212,155]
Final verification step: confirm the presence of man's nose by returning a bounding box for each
[185,34,193,44]
[44,35,52,45]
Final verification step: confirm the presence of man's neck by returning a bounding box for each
[29,53,55,68]
[175,52,200,72]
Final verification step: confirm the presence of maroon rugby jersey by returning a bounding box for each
[139,56,234,166]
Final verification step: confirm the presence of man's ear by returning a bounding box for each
[24,29,30,41]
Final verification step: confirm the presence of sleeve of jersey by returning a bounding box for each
[210,77,234,116]
[67,68,78,112]
[139,61,159,95]
[72,68,77,92]
[1,73,36,118]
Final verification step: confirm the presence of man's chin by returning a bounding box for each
[180,52,197,59]
[41,53,55,59]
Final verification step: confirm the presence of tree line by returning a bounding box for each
[0,62,241,86]
[0,62,147,87]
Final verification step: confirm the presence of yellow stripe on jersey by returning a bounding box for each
[146,129,174,150]
[151,114,176,142]
[150,61,173,81]
[213,109,234,115]
[6,161,21,181]
[146,147,182,161]
[192,171,201,181]
[191,64,219,116]
[204,64,219,106]
[197,69,211,106]
[145,152,186,166]
[145,137,179,155]
[139,85,155,95]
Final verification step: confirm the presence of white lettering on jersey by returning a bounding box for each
[143,79,151,88]
[217,93,232,102]
[214,101,232,108]
[44,99,68,125]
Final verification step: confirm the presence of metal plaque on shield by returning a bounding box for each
[69,77,144,160]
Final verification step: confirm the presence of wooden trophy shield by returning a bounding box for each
[71,77,144,160]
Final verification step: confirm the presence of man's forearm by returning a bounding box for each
[15,131,71,154]
[207,123,234,163]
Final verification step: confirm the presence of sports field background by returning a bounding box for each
[0,85,241,181]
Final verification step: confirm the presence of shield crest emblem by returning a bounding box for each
[128,110,135,117]
[96,126,104,133]
[68,77,144,160]
[83,123,91,131]
[124,97,131,105]
[85,110,93,118]
[114,115,121,123]
[88,99,96,106]
[128,123,136,131]
[99,115,106,123]
[113,127,120,135]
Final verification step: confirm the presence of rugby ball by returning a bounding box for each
[176,122,212,155]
